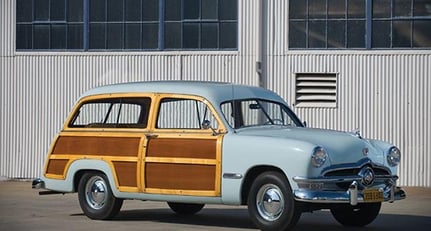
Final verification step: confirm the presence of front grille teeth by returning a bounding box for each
[324,167,390,177]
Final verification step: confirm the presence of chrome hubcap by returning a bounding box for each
[256,184,285,221]
[85,176,107,210]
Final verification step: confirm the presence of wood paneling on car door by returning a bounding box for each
[144,137,220,196]
[146,138,216,159]
[145,163,216,190]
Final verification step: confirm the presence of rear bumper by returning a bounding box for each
[32,178,65,195]
[32,178,45,189]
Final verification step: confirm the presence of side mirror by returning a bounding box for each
[202,120,212,129]
[202,120,219,136]
[303,121,307,127]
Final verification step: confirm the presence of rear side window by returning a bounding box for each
[69,97,151,128]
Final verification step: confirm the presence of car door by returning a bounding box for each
[142,95,225,197]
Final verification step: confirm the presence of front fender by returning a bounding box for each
[221,134,316,204]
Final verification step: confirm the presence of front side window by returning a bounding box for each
[16,0,238,51]
[69,97,151,128]
[289,0,431,49]
[221,99,303,129]
[157,98,219,129]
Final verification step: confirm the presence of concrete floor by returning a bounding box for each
[0,181,430,231]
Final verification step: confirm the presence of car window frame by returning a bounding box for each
[65,94,152,130]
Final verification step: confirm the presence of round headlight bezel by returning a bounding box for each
[311,147,328,168]
[387,146,401,167]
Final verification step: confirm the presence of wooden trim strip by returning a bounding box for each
[144,157,217,165]
[144,188,218,197]
[49,155,138,162]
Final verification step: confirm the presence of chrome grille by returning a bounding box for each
[324,166,390,177]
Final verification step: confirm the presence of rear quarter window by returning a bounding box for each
[69,97,151,128]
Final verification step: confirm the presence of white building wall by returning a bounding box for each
[1,0,430,186]
[266,53,431,187]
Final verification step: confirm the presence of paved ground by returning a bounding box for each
[0,181,430,231]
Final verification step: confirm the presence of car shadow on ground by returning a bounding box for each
[71,208,431,231]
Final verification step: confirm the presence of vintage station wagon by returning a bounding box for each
[33,81,405,231]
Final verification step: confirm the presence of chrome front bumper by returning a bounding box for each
[293,176,406,206]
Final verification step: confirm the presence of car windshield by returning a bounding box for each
[220,99,303,129]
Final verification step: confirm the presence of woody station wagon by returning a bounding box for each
[33,81,406,231]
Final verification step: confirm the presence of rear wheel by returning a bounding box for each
[247,171,301,231]
[167,202,204,215]
[78,172,123,220]
[330,202,381,227]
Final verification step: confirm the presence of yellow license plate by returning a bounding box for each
[363,188,384,202]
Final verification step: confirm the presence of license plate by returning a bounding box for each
[363,188,384,202]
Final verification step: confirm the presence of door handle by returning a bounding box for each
[145,133,158,139]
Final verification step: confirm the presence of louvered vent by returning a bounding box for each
[295,73,337,108]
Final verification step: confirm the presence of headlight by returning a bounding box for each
[387,146,401,167]
[311,147,327,168]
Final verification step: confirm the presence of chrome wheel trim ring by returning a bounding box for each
[256,183,285,221]
[85,176,107,210]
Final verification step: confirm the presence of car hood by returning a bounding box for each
[235,126,385,165]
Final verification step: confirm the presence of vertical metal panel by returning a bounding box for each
[267,0,289,56]
[1,0,15,57]
[267,53,431,187]
[238,0,258,56]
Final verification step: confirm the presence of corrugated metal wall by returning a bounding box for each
[1,54,246,179]
[0,0,15,57]
[266,54,431,187]
[1,0,430,187]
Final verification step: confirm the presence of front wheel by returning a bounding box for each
[247,171,301,231]
[330,202,381,227]
[78,172,123,220]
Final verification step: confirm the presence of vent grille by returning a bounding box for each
[295,73,337,108]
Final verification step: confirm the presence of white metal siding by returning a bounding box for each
[0,54,246,179]
[0,0,15,56]
[267,54,431,187]
[1,0,430,187]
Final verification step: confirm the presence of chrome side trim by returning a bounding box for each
[223,173,243,179]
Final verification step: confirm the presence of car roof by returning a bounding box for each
[81,81,284,104]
